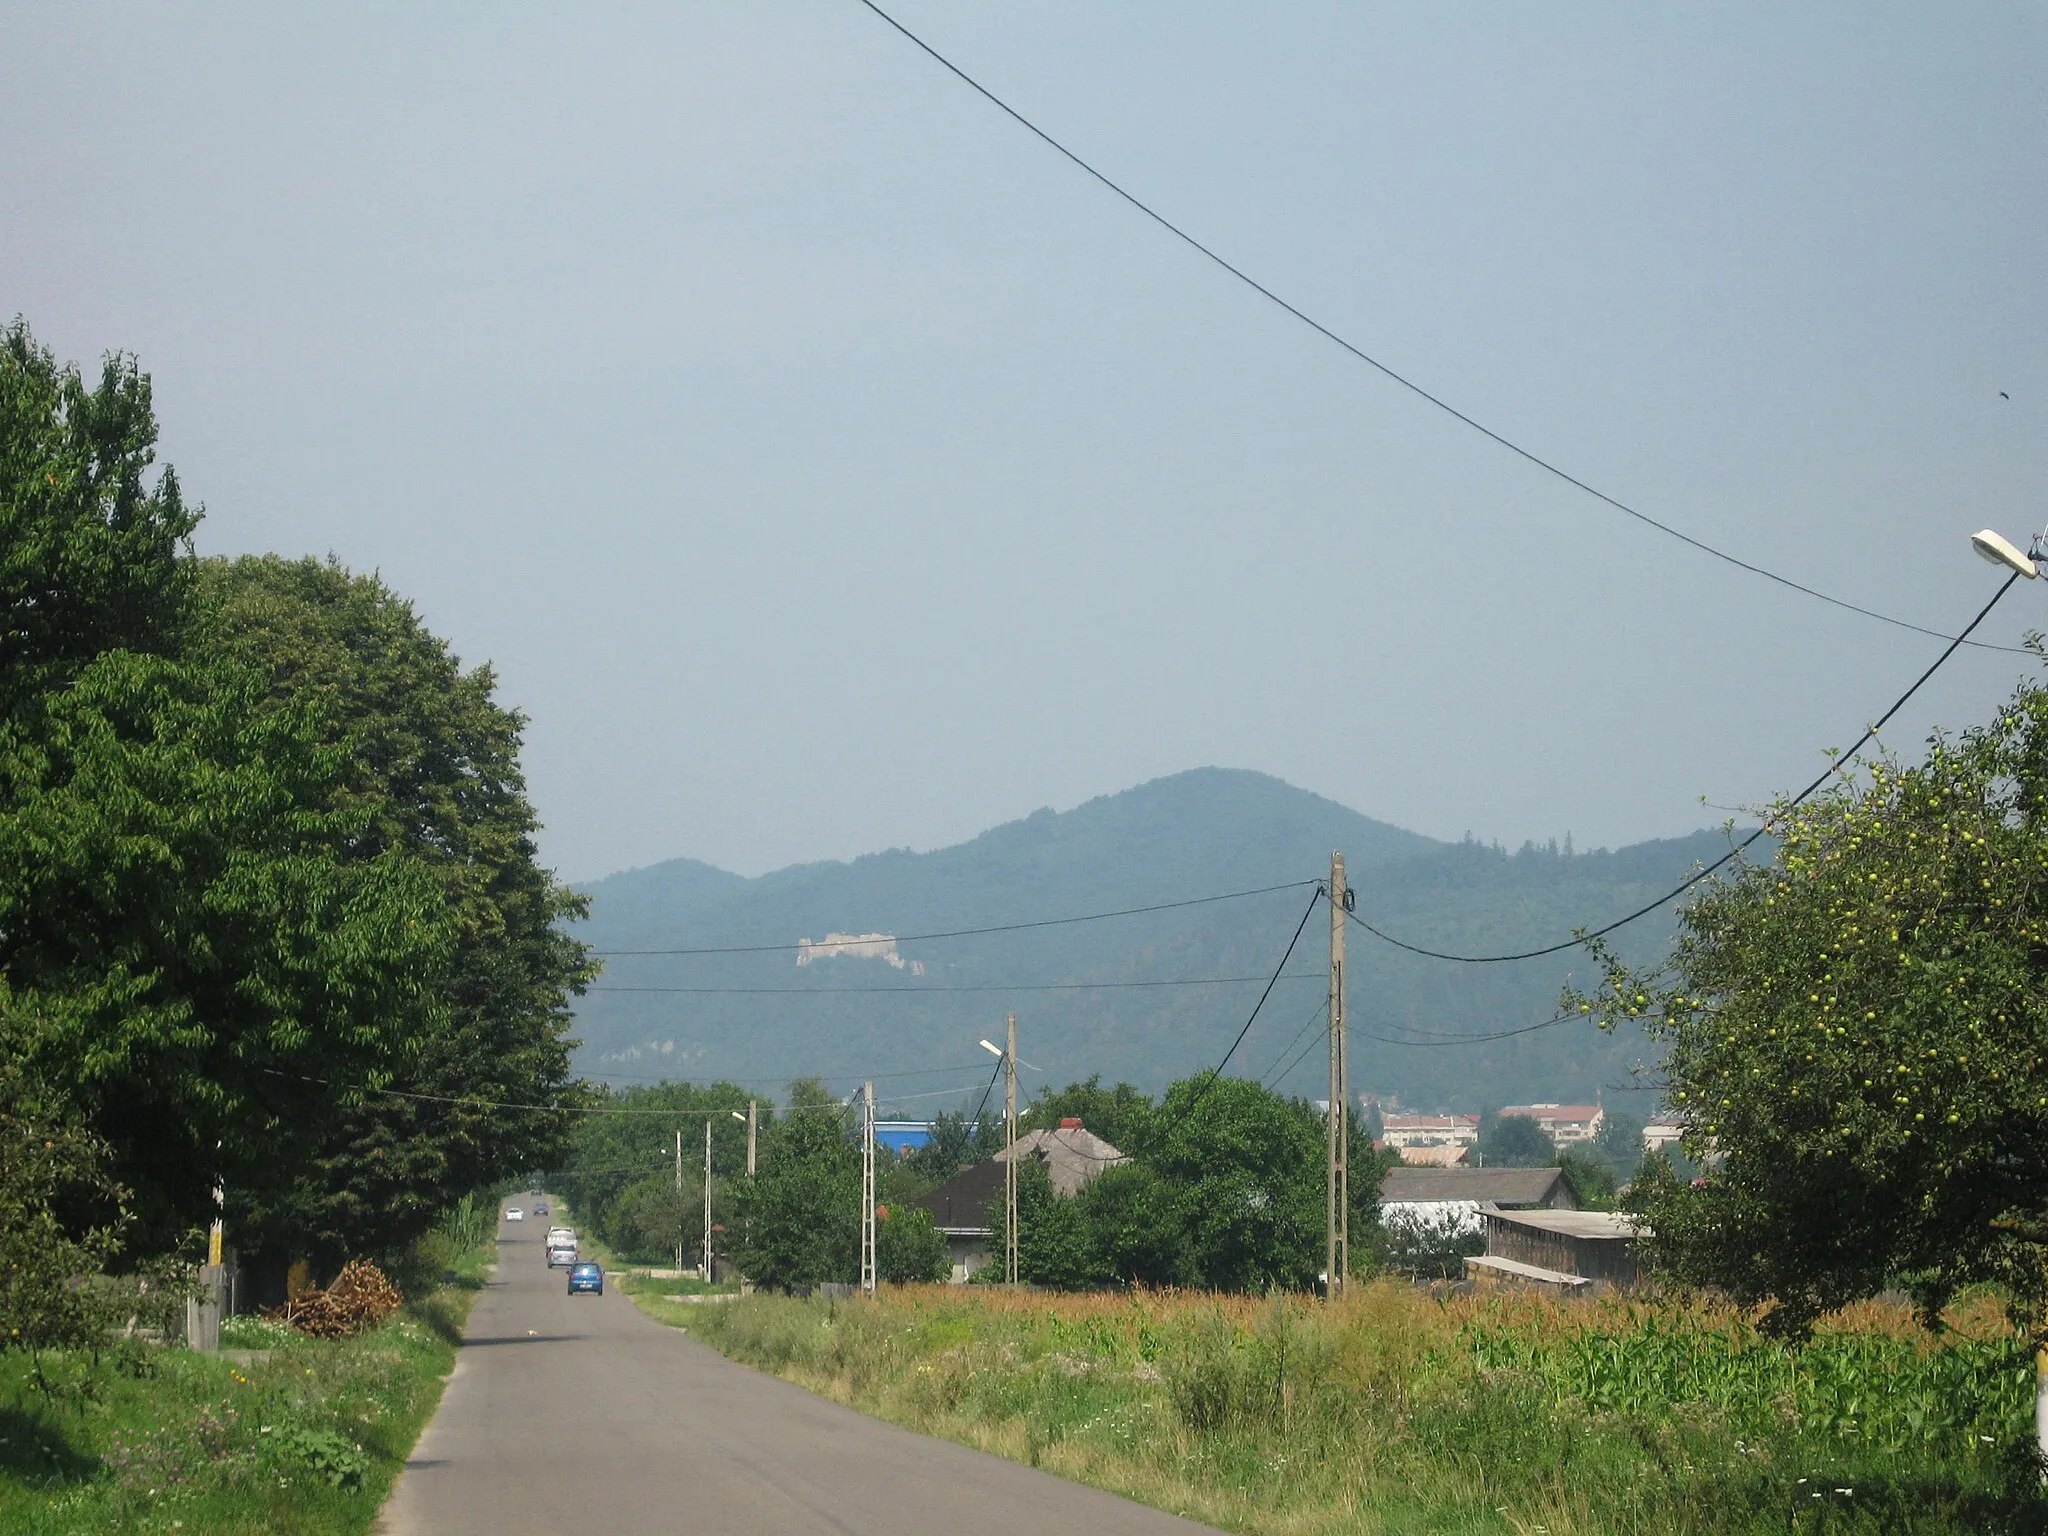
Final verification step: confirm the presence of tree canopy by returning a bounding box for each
[1,322,589,1281]
[1580,667,2048,1335]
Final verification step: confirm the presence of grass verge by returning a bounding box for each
[0,1239,493,1535]
[629,1280,2047,1536]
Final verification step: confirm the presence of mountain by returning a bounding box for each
[567,769,1729,1116]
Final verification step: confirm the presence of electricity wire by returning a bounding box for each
[1343,571,2024,964]
[1165,888,1325,1125]
[1254,998,1329,1088]
[588,971,1322,995]
[1265,1005,1336,1090]
[589,880,1316,957]
[265,1067,861,1118]
[1361,1010,1584,1047]
[850,0,2030,657]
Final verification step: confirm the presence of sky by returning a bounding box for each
[6,2,2045,883]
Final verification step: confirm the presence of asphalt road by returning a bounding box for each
[378,1196,1218,1535]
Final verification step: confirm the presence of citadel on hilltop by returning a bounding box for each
[795,932,926,975]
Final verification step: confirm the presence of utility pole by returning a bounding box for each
[1327,851,1349,1298]
[675,1128,685,1276]
[746,1099,758,1176]
[702,1119,714,1282]
[860,1081,877,1295]
[1004,1012,1019,1288]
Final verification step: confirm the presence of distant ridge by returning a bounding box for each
[569,769,1725,1113]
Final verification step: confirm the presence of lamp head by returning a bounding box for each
[731,1111,746,1122]
[1971,528,2038,578]
[979,1038,1004,1058]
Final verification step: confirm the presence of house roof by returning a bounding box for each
[1501,1104,1601,1122]
[1379,1166,1573,1207]
[910,1160,1005,1234]
[910,1126,1130,1229]
[1485,1208,1647,1240]
[995,1126,1128,1197]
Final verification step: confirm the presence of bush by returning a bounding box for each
[877,1205,947,1284]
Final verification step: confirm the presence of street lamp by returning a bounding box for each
[1971,528,2039,579]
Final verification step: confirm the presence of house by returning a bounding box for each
[909,1118,1127,1282]
[873,1119,933,1155]
[1380,1113,1479,1166]
[1499,1103,1604,1146]
[1377,1166,1578,1242]
[1466,1208,1646,1291]
[1642,1118,1684,1154]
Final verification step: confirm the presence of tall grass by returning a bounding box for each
[669,1282,2043,1535]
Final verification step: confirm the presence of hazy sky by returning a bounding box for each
[7,3,2044,883]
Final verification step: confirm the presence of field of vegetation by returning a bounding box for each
[654,1282,2042,1536]
[0,1212,496,1536]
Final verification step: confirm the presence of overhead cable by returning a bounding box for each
[1344,571,2023,964]
[589,880,1315,957]
[1167,888,1325,1125]
[589,971,1322,995]
[849,0,2027,656]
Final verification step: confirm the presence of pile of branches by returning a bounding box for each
[267,1258,404,1339]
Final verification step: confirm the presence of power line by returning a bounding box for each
[1342,572,2024,964]
[967,1054,1006,1131]
[1254,998,1329,1088]
[849,0,2029,658]
[1362,1010,1585,1047]
[264,1067,857,1118]
[582,1062,997,1086]
[1264,1004,1335,1090]
[1166,888,1325,1126]
[588,971,1323,995]
[588,880,1316,957]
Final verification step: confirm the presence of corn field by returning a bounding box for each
[670,1280,2044,1535]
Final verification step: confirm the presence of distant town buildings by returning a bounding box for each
[794,932,926,975]
[1642,1118,1685,1154]
[1499,1103,1604,1146]
[1380,1113,1480,1166]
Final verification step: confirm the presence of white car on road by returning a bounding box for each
[505,1207,524,1221]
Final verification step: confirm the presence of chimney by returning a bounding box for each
[1059,1117,1084,1130]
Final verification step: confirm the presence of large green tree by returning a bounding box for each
[730,1081,858,1291]
[187,556,594,1266]
[1579,668,2048,1336]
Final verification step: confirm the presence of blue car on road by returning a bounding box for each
[567,1261,604,1296]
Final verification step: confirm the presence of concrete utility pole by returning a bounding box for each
[1327,851,1349,1298]
[702,1119,714,1282]
[1005,1012,1019,1288]
[675,1128,685,1276]
[746,1099,757,1176]
[860,1081,877,1295]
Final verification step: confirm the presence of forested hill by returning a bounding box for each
[569,769,1735,1114]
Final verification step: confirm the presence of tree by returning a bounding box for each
[1070,1161,1190,1288]
[730,1082,857,1291]
[876,1203,948,1284]
[0,321,194,723]
[0,1010,165,1373]
[1591,1110,1646,1184]
[2,328,459,1252]
[1147,1077,1324,1292]
[554,1080,754,1263]
[901,1108,1001,1185]
[1,645,453,1250]
[1574,669,2048,1338]
[1475,1110,1558,1168]
[1023,1076,1155,1153]
[190,555,596,1268]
